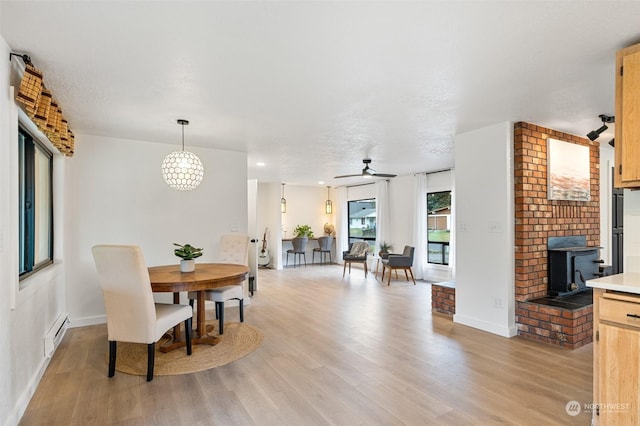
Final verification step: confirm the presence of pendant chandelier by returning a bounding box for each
[161,119,204,190]
[325,186,333,214]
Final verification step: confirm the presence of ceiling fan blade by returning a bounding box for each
[334,173,364,179]
[335,158,397,179]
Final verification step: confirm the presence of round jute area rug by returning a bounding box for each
[110,321,263,376]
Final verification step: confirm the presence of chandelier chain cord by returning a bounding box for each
[181,124,185,151]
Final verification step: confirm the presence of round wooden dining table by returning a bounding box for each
[148,263,249,352]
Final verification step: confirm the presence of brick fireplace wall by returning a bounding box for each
[514,122,600,348]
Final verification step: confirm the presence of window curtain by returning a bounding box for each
[335,186,348,263]
[449,169,456,280]
[375,180,390,253]
[413,173,427,280]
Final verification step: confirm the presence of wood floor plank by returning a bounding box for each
[20,265,592,425]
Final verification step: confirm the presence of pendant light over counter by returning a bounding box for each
[325,186,333,214]
[161,119,204,190]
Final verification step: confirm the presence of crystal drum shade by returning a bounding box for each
[162,150,204,190]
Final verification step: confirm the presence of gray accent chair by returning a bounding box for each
[381,245,416,286]
[342,241,370,277]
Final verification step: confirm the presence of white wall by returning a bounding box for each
[454,122,516,338]
[64,134,248,326]
[257,182,281,268]
[280,185,332,241]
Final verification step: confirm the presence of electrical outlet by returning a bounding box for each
[459,223,469,232]
[494,297,503,309]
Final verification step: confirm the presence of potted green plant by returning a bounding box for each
[173,243,203,272]
[378,241,393,258]
[293,224,314,239]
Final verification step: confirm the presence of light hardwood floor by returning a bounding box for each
[20,264,593,425]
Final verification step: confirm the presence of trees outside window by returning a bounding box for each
[427,191,451,265]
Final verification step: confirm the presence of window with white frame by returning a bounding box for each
[347,198,376,253]
[427,191,451,265]
[19,125,53,278]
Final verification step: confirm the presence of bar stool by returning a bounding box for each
[313,236,333,264]
[286,237,308,267]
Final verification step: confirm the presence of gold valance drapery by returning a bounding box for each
[16,63,74,157]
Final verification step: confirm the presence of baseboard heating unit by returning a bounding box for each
[44,313,69,358]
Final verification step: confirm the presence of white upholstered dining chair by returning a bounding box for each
[91,244,193,381]
[188,234,249,334]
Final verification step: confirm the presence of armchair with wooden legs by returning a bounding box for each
[342,241,370,277]
[380,245,416,286]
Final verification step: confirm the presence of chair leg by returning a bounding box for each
[303,253,306,267]
[388,267,392,286]
[147,342,155,382]
[343,262,347,277]
[408,267,416,285]
[185,317,193,355]
[404,269,410,281]
[218,301,225,335]
[108,341,117,378]
[364,260,368,277]
[215,302,220,320]
[239,299,244,322]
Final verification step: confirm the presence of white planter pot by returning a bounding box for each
[180,259,195,272]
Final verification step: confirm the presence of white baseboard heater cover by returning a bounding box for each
[44,313,69,358]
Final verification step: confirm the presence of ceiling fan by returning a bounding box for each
[334,158,397,179]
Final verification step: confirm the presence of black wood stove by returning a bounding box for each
[547,236,602,296]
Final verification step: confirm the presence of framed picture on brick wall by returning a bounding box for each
[547,138,590,201]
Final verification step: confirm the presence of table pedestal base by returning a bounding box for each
[159,323,220,353]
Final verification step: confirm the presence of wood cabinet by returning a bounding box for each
[615,43,640,188]
[593,289,640,424]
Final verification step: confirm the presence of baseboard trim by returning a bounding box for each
[69,314,106,328]
[7,356,49,426]
[453,314,517,338]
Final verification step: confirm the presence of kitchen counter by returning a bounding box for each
[586,272,640,294]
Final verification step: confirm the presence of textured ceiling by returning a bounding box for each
[2,1,639,186]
